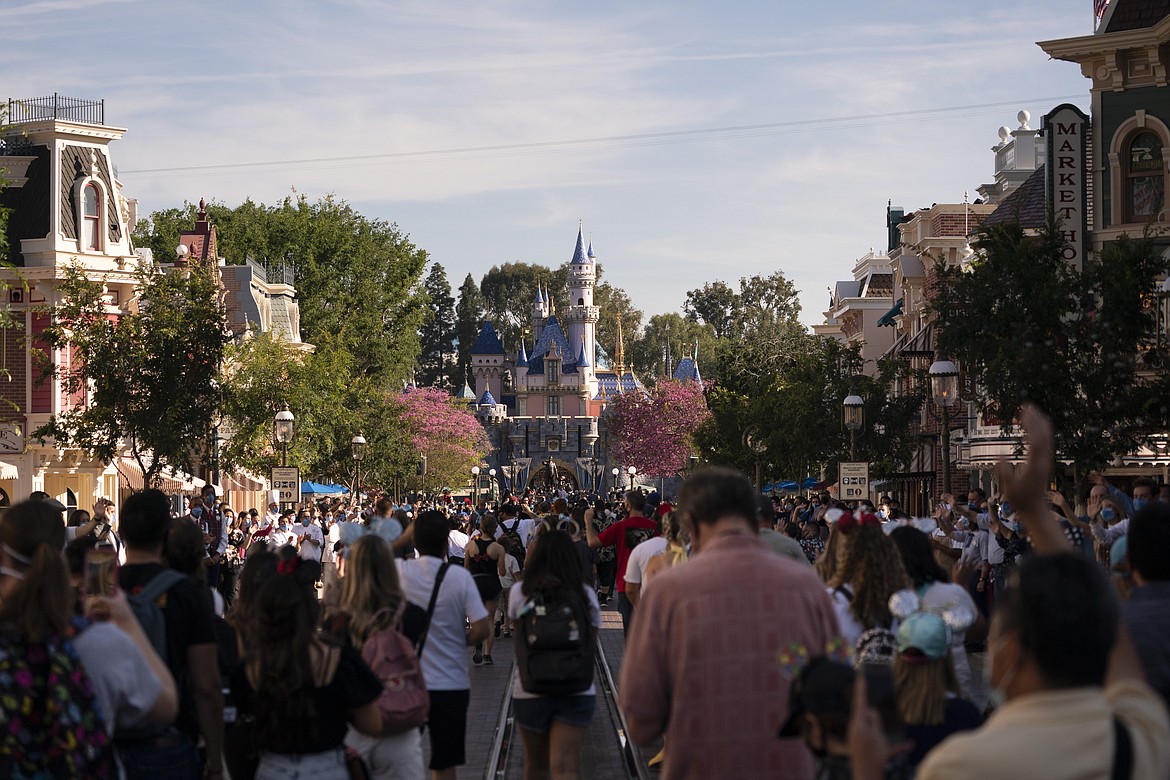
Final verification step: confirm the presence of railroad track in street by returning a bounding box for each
[485,637,652,780]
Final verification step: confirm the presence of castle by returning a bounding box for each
[466,226,651,495]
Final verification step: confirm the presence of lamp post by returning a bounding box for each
[743,428,767,492]
[929,358,960,496]
[627,465,637,492]
[611,466,620,494]
[843,389,864,461]
[471,465,480,507]
[274,403,295,466]
[351,432,366,500]
[489,468,497,503]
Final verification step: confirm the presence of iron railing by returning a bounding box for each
[7,94,105,125]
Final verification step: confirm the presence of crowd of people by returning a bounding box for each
[1,405,1169,779]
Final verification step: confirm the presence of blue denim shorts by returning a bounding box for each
[513,694,596,733]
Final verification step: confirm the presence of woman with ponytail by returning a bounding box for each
[0,499,117,778]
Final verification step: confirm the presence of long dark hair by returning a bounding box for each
[0,500,72,642]
[247,566,321,747]
[890,526,949,588]
[521,529,581,597]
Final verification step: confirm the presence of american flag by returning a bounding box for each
[1094,0,1111,22]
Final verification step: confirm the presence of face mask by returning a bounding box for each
[968,502,978,511]
[957,517,971,530]
[301,518,311,526]
[1100,507,1116,522]
[1133,498,1148,512]
[878,509,888,519]
[280,523,289,531]
[244,520,252,528]
[191,507,203,518]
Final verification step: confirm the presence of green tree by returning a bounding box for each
[684,280,738,338]
[454,273,484,388]
[931,218,1170,480]
[630,313,718,384]
[34,263,229,486]
[417,263,456,390]
[594,280,643,366]
[480,261,567,349]
[133,195,429,388]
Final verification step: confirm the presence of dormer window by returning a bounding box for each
[83,183,101,250]
[1126,131,1165,221]
[547,359,559,385]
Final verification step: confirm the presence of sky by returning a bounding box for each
[2,0,1096,327]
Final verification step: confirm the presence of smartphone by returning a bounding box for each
[862,662,903,742]
[92,519,108,539]
[83,546,120,600]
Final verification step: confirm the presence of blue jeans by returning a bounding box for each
[618,591,634,636]
[256,747,347,780]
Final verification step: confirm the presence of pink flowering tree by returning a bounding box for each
[607,379,711,478]
[389,386,491,490]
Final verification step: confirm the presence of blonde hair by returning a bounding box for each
[340,535,404,645]
[894,653,958,726]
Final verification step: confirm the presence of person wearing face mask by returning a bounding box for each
[268,513,297,552]
[908,406,1170,780]
[297,511,324,566]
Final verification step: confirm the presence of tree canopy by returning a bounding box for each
[417,263,456,390]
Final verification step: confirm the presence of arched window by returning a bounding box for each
[1126,131,1165,221]
[577,298,584,306]
[83,183,101,250]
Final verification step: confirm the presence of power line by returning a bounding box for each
[119,94,1085,178]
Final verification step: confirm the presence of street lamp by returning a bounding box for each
[489,468,497,502]
[929,358,960,496]
[274,403,295,466]
[843,389,864,461]
[611,466,620,493]
[627,465,637,491]
[351,432,366,498]
[743,428,767,492]
[471,465,480,507]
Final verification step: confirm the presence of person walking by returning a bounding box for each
[585,490,657,635]
[509,530,600,780]
[464,514,505,666]
[620,467,840,779]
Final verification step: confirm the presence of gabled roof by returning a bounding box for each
[1103,0,1170,33]
[479,390,497,406]
[672,357,702,387]
[593,371,647,399]
[982,165,1047,230]
[570,226,590,265]
[526,315,579,374]
[470,322,506,356]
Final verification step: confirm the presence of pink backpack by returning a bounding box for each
[361,603,429,735]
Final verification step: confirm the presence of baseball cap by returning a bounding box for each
[896,612,950,661]
[777,657,854,737]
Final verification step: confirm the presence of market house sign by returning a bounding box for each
[1045,103,1089,272]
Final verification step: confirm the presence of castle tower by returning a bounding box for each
[470,321,506,402]
[531,286,548,343]
[564,225,598,391]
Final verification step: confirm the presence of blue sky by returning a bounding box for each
[3,0,1094,326]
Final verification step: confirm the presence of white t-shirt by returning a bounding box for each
[397,556,489,691]
[298,523,325,562]
[323,522,341,564]
[623,536,668,587]
[72,621,162,734]
[447,529,470,559]
[508,584,601,699]
[500,517,539,548]
[269,528,297,550]
[499,553,521,589]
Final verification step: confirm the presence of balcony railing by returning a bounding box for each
[7,94,105,125]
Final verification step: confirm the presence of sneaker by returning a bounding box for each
[472,644,483,665]
[494,619,502,638]
[483,654,494,665]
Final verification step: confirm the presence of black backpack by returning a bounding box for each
[515,587,593,695]
[501,518,527,569]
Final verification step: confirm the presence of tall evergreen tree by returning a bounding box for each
[417,263,456,389]
[455,273,484,389]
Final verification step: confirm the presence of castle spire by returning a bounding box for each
[615,313,626,374]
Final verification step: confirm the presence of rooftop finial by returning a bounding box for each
[614,313,626,374]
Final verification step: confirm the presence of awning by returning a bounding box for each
[901,324,935,357]
[0,461,17,480]
[224,470,266,493]
[876,298,904,327]
[115,460,205,494]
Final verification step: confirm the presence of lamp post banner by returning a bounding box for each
[1044,104,1088,273]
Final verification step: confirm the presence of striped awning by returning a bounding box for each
[0,461,18,480]
[876,298,904,327]
[224,470,266,493]
[115,460,205,494]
